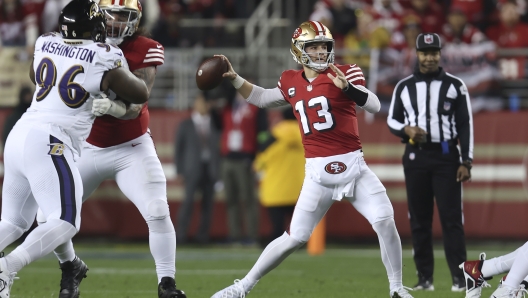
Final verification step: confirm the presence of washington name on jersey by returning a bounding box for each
[277,64,365,158]
[87,35,165,148]
[22,32,124,155]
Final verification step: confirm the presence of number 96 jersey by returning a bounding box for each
[277,63,365,158]
[22,32,125,155]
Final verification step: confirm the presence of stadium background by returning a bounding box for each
[1,0,528,243]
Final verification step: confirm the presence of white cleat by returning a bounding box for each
[211,279,248,298]
[391,286,414,298]
[0,259,18,298]
[491,284,528,298]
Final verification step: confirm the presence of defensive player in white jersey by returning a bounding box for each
[35,0,186,297]
[211,21,413,298]
[0,0,149,297]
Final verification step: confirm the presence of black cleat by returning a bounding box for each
[58,257,88,298]
[158,277,186,298]
[413,276,434,291]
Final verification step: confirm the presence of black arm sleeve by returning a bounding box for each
[342,82,368,106]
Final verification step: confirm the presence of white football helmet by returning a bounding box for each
[98,0,142,45]
[290,21,335,72]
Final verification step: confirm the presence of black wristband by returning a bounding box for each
[342,82,368,106]
[461,160,472,170]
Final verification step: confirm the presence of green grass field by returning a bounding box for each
[5,241,525,298]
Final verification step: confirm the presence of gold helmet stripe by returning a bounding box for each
[309,21,326,37]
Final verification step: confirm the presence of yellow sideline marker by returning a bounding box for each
[307,216,326,255]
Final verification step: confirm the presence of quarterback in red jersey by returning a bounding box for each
[211,21,413,298]
[35,1,186,297]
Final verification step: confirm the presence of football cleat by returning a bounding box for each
[390,286,414,298]
[158,277,186,298]
[459,252,492,298]
[491,284,527,298]
[211,279,247,298]
[413,277,434,291]
[498,276,528,298]
[59,257,89,298]
[0,253,18,298]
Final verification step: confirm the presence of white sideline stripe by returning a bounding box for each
[22,268,302,275]
[368,164,525,182]
[0,163,523,182]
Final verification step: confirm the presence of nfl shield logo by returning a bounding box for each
[307,85,313,92]
[424,34,434,44]
[444,101,451,111]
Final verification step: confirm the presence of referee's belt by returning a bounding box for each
[412,139,457,151]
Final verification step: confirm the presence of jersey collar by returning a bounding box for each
[414,66,445,81]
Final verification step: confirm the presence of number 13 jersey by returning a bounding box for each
[277,63,366,158]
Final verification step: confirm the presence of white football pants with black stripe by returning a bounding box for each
[0,122,81,267]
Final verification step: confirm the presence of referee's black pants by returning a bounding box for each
[402,143,467,284]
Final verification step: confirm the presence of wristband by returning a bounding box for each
[231,74,245,89]
[461,160,472,170]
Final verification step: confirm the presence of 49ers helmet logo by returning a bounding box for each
[324,161,347,174]
[292,27,302,39]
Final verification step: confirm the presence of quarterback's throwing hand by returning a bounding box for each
[214,54,237,80]
[327,63,348,89]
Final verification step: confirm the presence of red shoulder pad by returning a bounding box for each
[277,70,298,100]
[121,36,164,71]
[338,64,365,87]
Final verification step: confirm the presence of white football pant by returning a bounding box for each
[37,132,176,283]
[239,157,404,293]
[0,123,80,272]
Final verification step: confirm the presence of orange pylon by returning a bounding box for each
[307,216,326,255]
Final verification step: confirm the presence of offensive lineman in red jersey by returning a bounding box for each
[210,21,413,298]
[35,1,186,297]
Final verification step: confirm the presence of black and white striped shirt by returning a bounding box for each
[387,68,474,161]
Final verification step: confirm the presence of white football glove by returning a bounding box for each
[92,94,126,118]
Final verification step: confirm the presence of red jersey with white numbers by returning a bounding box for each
[277,64,365,158]
[87,35,164,147]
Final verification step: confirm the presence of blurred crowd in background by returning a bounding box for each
[2,0,528,112]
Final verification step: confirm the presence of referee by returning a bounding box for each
[387,33,473,292]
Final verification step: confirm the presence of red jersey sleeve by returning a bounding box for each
[277,70,296,102]
[337,64,365,87]
[121,36,164,71]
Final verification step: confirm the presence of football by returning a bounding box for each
[196,56,228,90]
